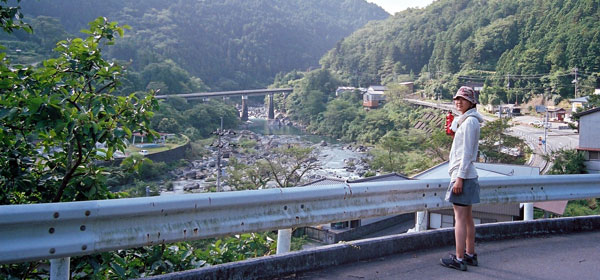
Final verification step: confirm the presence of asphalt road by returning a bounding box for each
[404,99,581,173]
[291,231,600,280]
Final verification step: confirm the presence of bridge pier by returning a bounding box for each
[241,95,249,121]
[268,93,275,120]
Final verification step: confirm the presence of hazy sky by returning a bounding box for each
[367,0,436,14]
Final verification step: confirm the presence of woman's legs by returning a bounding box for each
[453,204,474,258]
[465,206,475,255]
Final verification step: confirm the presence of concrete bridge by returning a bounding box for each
[155,88,293,121]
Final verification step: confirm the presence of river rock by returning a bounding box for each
[183,182,200,191]
[195,171,206,179]
[183,170,196,179]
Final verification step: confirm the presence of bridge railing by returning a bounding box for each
[155,88,293,99]
[1,174,599,277]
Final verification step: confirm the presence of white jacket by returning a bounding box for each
[448,108,484,180]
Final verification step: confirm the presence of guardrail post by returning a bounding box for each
[524,203,534,221]
[415,211,428,232]
[50,257,70,280]
[276,228,292,254]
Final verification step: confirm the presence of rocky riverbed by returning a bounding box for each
[162,107,371,195]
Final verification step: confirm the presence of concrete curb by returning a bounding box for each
[146,215,600,280]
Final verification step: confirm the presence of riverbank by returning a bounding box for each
[162,108,372,195]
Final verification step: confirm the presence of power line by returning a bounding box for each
[458,72,573,81]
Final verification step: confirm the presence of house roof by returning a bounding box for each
[569,96,589,103]
[547,107,566,112]
[368,85,387,91]
[572,106,600,118]
[300,178,345,187]
[301,172,410,187]
[349,172,411,183]
[412,161,539,179]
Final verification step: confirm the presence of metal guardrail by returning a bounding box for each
[1,174,599,265]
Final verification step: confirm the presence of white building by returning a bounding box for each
[412,162,541,229]
[569,96,589,113]
[362,85,388,108]
[574,107,600,173]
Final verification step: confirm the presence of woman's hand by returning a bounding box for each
[452,177,464,194]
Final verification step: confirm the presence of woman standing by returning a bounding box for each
[440,86,484,271]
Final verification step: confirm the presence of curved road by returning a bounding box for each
[404,99,580,174]
[295,231,600,280]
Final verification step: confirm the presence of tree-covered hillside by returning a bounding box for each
[12,0,388,91]
[320,0,600,102]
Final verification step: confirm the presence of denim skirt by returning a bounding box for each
[444,178,480,205]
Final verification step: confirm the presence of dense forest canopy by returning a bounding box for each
[5,0,388,91]
[321,0,600,103]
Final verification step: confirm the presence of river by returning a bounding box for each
[165,117,370,195]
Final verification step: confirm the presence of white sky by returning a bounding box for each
[367,0,436,14]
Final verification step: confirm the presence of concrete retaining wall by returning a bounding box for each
[305,214,413,244]
[145,142,190,163]
[97,142,190,167]
[146,215,600,280]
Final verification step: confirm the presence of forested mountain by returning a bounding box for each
[320,0,600,102]
[8,0,388,91]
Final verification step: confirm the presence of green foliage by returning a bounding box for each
[17,0,388,90]
[70,233,275,279]
[479,118,529,164]
[321,0,600,101]
[368,128,437,175]
[423,130,453,161]
[226,157,271,190]
[264,145,319,188]
[562,199,600,217]
[547,149,587,175]
[286,69,342,127]
[151,99,240,140]
[580,94,600,113]
[315,97,361,139]
[373,130,410,172]
[0,0,31,34]
[0,17,157,204]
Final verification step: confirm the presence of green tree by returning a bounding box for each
[317,98,359,139]
[227,157,271,190]
[479,118,529,164]
[547,149,587,175]
[0,17,157,204]
[424,130,453,161]
[0,0,31,33]
[157,117,181,133]
[378,130,409,171]
[264,145,319,188]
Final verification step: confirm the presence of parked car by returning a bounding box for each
[139,149,149,155]
[529,120,543,126]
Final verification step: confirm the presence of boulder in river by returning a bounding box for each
[183,182,200,191]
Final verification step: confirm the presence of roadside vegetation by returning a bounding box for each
[2,0,599,278]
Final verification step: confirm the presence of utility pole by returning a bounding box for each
[543,111,548,154]
[216,117,223,192]
[573,67,579,98]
